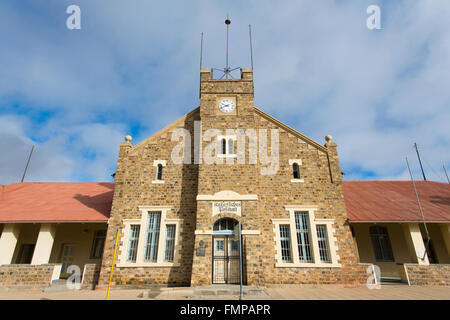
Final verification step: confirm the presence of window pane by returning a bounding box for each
[164,225,176,262]
[157,164,163,180]
[279,225,292,262]
[144,212,161,262]
[370,226,394,261]
[230,239,239,252]
[228,139,234,154]
[221,139,227,154]
[216,240,224,252]
[293,163,300,179]
[295,212,313,262]
[316,225,331,263]
[127,225,140,262]
[91,230,106,259]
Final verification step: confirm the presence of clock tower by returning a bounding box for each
[199,67,254,119]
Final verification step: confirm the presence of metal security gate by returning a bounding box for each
[212,236,240,284]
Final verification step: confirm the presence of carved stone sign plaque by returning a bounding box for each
[212,201,241,216]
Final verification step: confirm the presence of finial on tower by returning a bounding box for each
[211,14,240,79]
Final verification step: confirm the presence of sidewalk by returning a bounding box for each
[0,284,448,300]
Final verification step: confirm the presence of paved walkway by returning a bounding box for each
[0,284,449,300]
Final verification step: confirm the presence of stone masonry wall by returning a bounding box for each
[81,263,101,290]
[98,110,200,288]
[405,264,450,286]
[0,264,55,288]
[100,68,367,287]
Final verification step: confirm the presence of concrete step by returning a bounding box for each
[43,279,71,292]
[381,276,408,285]
[192,285,268,298]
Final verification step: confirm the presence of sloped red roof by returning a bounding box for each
[343,181,450,222]
[0,182,113,223]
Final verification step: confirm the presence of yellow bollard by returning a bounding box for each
[105,229,120,300]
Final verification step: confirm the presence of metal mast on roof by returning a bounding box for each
[414,143,427,181]
[444,164,450,184]
[212,14,240,79]
[226,14,230,79]
[406,156,431,262]
[200,32,204,70]
[249,24,254,70]
[21,145,34,183]
[199,32,204,98]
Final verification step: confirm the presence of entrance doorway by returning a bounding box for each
[212,218,241,284]
[59,244,76,278]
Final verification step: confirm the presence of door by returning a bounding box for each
[212,236,240,284]
[59,244,76,278]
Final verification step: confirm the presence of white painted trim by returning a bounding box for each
[151,180,165,184]
[195,230,214,235]
[194,229,260,235]
[275,262,341,268]
[241,230,260,235]
[284,205,318,211]
[197,190,258,201]
[51,264,62,283]
[217,154,237,158]
[289,159,302,166]
[118,206,182,267]
[117,262,180,268]
[273,206,341,268]
[153,160,167,167]
[290,179,304,183]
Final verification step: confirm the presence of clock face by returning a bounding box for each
[218,98,235,113]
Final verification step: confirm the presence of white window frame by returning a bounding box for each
[289,159,304,183]
[217,135,237,158]
[152,160,166,184]
[117,206,181,267]
[272,206,341,268]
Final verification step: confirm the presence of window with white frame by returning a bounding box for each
[295,212,313,263]
[152,160,166,184]
[217,135,236,157]
[279,225,292,262]
[144,212,161,262]
[164,225,176,262]
[316,225,331,263]
[293,163,300,179]
[127,225,140,262]
[118,206,181,267]
[289,159,304,182]
[272,206,341,267]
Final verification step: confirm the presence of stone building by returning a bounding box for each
[96,67,369,287]
[0,69,449,290]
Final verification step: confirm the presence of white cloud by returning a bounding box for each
[0,1,449,183]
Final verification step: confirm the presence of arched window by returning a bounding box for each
[228,139,234,154]
[213,218,238,233]
[370,226,394,261]
[156,164,163,180]
[293,163,300,179]
[221,139,227,154]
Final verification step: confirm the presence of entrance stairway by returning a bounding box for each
[380,276,408,285]
[43,279,70,292]
[192,285,268,298]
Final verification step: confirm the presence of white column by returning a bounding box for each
[402,223,429,265]
[440,223,450,257]
[0,224,21,265]
[31,223,56,265]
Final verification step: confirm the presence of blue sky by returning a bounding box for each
[0,0,449,184]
